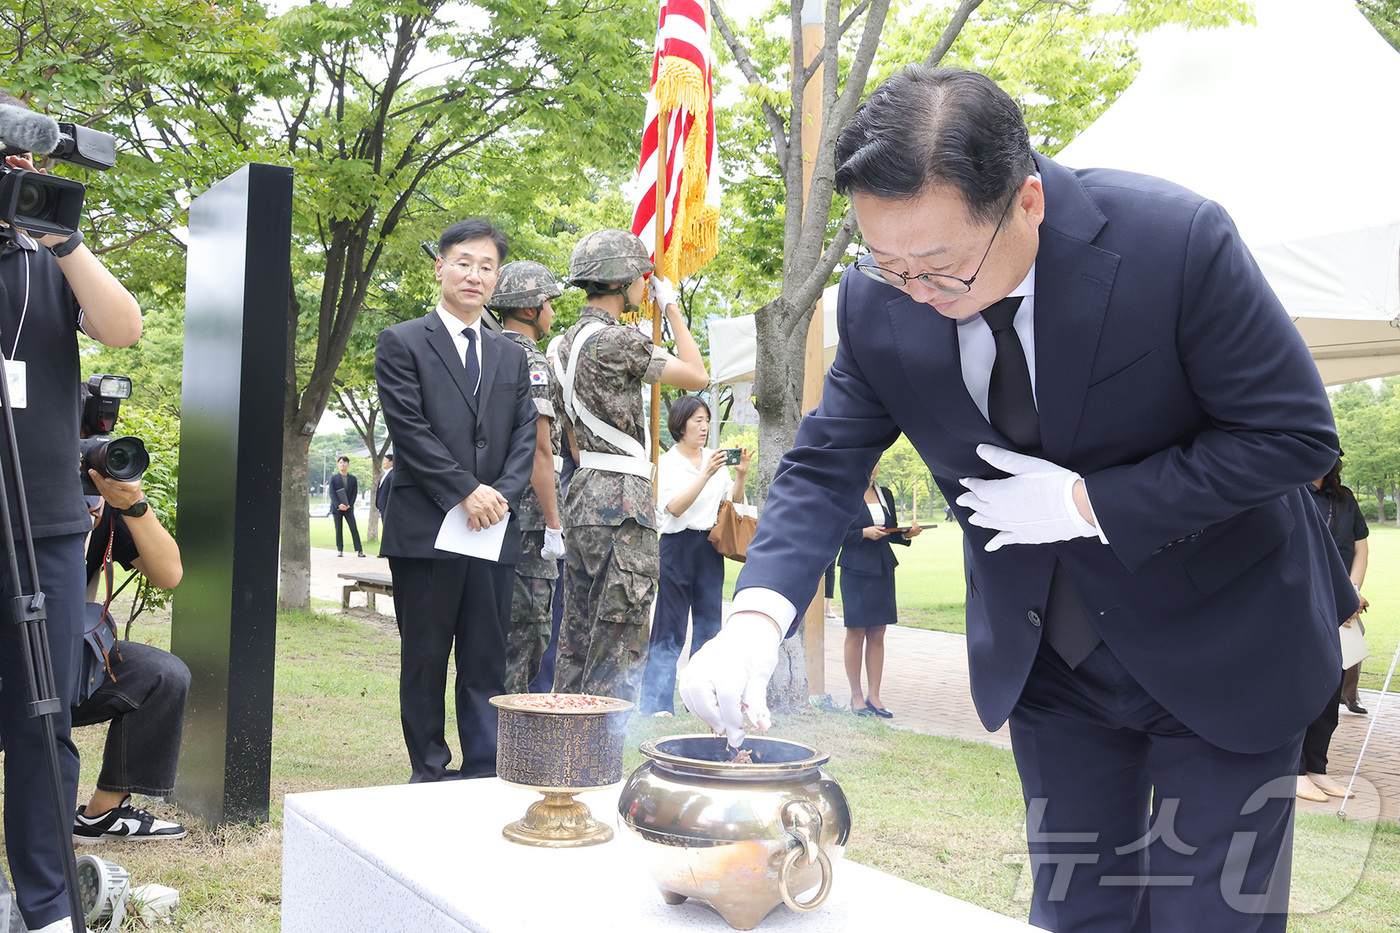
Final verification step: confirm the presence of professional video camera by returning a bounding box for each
[0,101,116,237]
[79,374,148,495]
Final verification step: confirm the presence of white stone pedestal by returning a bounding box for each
[282,779,1038,932]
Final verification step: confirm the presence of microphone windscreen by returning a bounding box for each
[0,103,61,156]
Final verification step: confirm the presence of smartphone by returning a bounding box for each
[722,448,742,466]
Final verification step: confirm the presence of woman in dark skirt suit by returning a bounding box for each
[839,462,921,717]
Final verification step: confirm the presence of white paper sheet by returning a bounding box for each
[434,506,507,561]
[1339,622,1369,669]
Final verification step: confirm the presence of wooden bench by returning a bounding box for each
[338,572,394,612]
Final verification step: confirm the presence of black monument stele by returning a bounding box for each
[171,163,293,825]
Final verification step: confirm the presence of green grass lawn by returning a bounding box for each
[18,606,1393,932]
[5,517,1392,930]
[729,519,1400,691]
[308,513,383,556]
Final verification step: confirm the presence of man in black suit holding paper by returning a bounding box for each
[375,219,537,782]
[328,456,364,557]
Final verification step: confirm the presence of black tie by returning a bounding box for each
[980,297,1101,669]
[982,296,1040,452]
[462,327,480,394]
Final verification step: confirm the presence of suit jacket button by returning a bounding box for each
[476,439,487,448]
[1027,610,1042,627]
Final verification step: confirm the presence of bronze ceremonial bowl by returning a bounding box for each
[617,734,852,930]
[491,693,633,848]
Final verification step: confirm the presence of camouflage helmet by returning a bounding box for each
[488,261,564,310]
[567,229,654,287]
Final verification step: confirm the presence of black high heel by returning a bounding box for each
[865,701,893,719]
[850,700,873,717]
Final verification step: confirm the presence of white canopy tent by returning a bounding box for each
[708,284,839,385]
[1056,0,1400,386]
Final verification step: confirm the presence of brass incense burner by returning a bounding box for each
[491,693,632,848]
[617,735,851,930]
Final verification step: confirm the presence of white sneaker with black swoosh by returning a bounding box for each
[73,796,187,844]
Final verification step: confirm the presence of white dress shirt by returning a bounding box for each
[730,266,1051,631]
[655,444,735,535]
[436,304,482,389]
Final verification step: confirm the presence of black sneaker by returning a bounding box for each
[73,796,187,844]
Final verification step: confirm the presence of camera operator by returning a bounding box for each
[71,468,187,844]
[0,89,141,933]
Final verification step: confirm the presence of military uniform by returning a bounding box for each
[550,306,667,702]
[501,328,561,693]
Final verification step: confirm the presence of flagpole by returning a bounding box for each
[651,109,669,505]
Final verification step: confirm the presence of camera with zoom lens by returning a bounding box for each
[1,117,116,238]
[79,374,148,496]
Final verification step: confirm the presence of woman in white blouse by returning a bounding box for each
[638,395,750,715]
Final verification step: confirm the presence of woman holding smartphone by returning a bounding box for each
[839,461,921,717]
[638,395,750,715]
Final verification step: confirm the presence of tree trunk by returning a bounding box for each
[279,425,313,610]
[767,623,810,715]
[1392,483,1398,527]
[1376,488,1385,523]
[750,298,813,504]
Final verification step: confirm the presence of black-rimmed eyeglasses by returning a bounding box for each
[853,188,1019,295]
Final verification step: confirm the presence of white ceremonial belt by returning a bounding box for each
[579,451,654,479]
[553,455,564,473]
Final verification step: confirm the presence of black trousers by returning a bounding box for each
[1010,639,1300,933]
[1300,670,1345,775]
[0,533,84,930]
[333,507,362,553]
[388,554,511,782]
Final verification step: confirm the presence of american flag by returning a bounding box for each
[630,0,720,297]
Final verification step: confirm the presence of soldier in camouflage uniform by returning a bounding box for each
[549,229,709,703]
[489,261,567,693]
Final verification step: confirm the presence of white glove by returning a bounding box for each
[678,611,781,748]
[647,274,678,311]
[540,526,565,559]
[956,444,1098,551]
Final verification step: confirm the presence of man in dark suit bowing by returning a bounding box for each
[681,67,1356,932]
[375,218,537,782]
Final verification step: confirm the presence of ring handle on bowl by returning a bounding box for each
[778,799,831,912]
[778,846,833,913]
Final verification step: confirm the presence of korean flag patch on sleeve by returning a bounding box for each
[530,366,550,386]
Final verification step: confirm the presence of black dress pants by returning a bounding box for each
[333,507,362,553]
[388,554,511,782]
[1010,639,1300,933]
[1299,670,1345,775]
[0,533,84,930]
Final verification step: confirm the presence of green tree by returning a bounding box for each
[1333,385,1400,523]
[1359,0,1400,49]
[9,0,658,606]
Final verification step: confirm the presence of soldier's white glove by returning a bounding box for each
[540,526,566,559]
[679,612,780,748]
[647,274,678,311]
[957,444,1098,551]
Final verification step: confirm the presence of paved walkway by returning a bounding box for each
[309,546,1399,822]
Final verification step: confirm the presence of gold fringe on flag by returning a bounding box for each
[653,57,708,118]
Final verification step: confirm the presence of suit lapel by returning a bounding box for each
[426,312,480,414]
[478,329,503,405]
[1031,154,1120,463]
[885,289,995,445]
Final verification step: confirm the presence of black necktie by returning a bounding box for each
[462,327,480,394]
[980,296,1101,669]
[981,296,1040,452]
